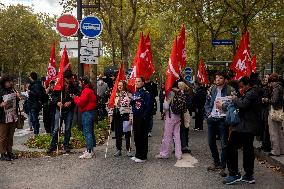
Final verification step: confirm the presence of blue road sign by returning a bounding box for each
[80,16,103,38]
[184,67,192,75]
[212,39,234,46]
[185,75,192,82]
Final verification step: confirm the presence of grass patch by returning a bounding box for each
[25,119,109,150]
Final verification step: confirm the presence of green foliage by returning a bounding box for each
[25,119,109,150]
[0,4,60,77]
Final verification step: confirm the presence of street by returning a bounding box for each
[0,116,283,189]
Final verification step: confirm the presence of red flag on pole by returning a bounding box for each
[230,31,252,80]
[251,55,256,73]
[54,47,71,91]
[108,64,126,108]
[197,58,209,85]
[177,23,187,69]
[143,33,155,80]
[45,43,57,88]
[128,33,147,93]
[165,38,180,94]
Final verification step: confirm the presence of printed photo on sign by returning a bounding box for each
[3,93,18,123]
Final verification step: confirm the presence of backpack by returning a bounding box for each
[225,102,240,126]
[170,91,187,115]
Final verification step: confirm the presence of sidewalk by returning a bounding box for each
[254,141,284,173]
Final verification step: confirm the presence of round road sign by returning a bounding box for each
[80,16,103,38]
[56,14,79,37]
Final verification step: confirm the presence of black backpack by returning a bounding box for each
[171,91,187,115]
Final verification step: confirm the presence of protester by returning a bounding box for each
[159,83,166,120]
[263,73,284,156]
[22,83,33,131]
[193,81,207,131]
[47,70,78,154]
[205,71,233,177]
[130,77,151,163]
[178,81,192,154]
[0,76,19,161]
[259,75,271,152]
[28,72,47,136]
[223,76,261,185]
[43,81,56,134]
[73,77,96,159]
[97,77,109,120]
[108,81,133,157]
[145,79,158,137]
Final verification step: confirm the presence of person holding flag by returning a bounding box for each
[108,64,133,157]
[47,48,79,154]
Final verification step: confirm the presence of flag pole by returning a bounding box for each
[56,91,63,155]
[104,121,112,158]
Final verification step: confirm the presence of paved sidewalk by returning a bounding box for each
[1,116,283,189]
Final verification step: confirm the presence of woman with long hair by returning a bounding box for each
[0,76,20,161]
[109,81,133,157]
[73,76,97,159]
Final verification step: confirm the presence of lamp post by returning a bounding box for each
[269,33,277,73]
[231,26,238,54]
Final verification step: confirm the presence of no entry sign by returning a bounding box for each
[56,14,79,37]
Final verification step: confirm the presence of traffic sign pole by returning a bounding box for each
[77,0,84,78]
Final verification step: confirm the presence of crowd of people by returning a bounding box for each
[0,69,283,186]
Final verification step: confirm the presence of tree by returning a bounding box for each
[0,5,60,78]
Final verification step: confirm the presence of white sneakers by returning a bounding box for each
[131,156,146,163]
[79,151,94,159]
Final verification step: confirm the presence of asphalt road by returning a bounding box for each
[0,116,283,189]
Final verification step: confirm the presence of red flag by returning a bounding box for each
[177,23,187,69]
[143,33,155,80]
[45,43,57,88]
[251,55,256,73]
[128,33,147,93]
[54,47,71,91]
[230,31,251,80]
[165,38,180,94]
[108,64,126,108]
[197,58,209,85]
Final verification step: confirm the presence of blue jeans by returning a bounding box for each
[30,109,40,135]
[82,110,96,151]
[207,117,228,168]
[51,109,74,149]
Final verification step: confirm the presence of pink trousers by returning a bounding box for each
[159,112,182,159]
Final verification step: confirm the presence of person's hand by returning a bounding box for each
[64,102,72,107]
[129,118,133,125]
[108,116,113,124]
[262,98,269,103]
[57,102,63,108]
[0,102,7,108]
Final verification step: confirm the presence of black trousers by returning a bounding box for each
[194,108,204,130]
[133,115,148,160]
[227,131,255,177]
[113,114,131,151]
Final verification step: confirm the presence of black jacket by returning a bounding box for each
[28,80,46,110]
[233,86,262,135]
[53,81,79,113]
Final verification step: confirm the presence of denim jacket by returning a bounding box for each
[204,85,233,118]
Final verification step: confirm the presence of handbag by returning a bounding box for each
[270,106,284,122]
[17,108,26,129]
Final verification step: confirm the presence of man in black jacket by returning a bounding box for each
[28,72,47,135]
[223,77,261,185]
[47,70,79,154]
